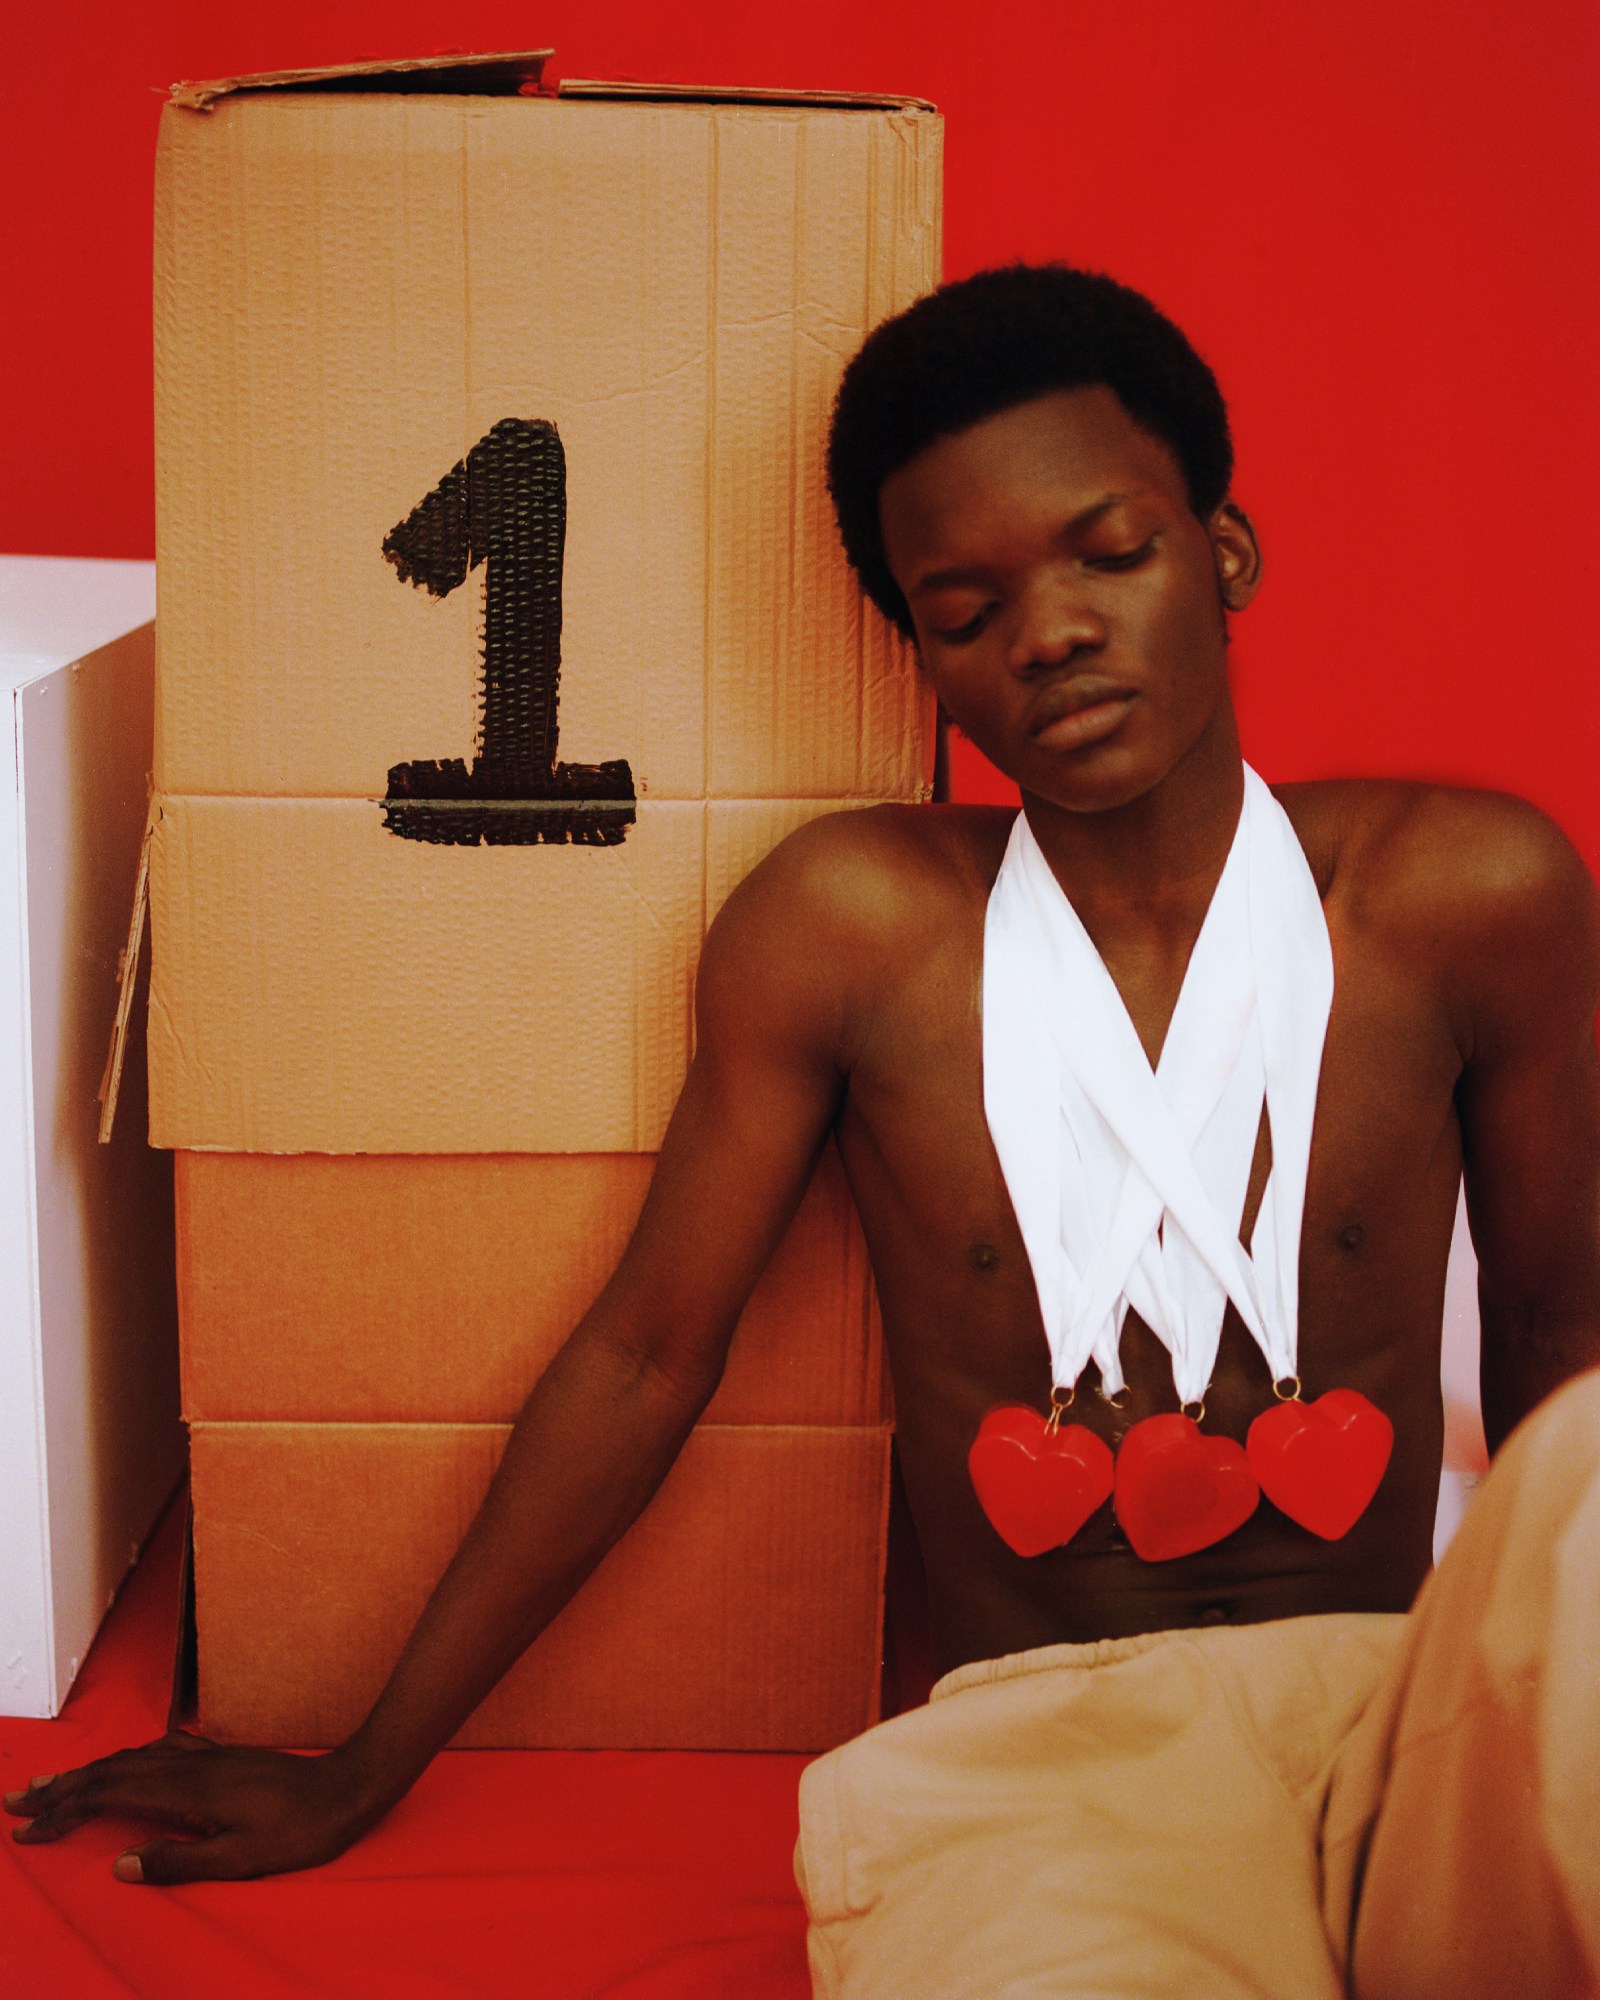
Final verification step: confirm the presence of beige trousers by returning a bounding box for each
[797,1369,1600,1999]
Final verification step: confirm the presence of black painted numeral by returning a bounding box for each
[381,417,636,846]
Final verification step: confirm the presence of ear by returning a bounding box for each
[1209,501,1262,611]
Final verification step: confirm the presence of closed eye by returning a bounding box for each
[931,604,996,644]
[1086,536,1158,573]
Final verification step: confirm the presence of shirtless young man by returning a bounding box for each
[10,265,1600,1993]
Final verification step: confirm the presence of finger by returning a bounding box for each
[4,1772,74,1820]
[3,1775,55,1816]
[118,1834,257,1886]
[11,1798,100,1844]
[12,1760,216,1840]
[4,1746,164,1818]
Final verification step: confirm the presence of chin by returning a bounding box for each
[1017,744,1172,816]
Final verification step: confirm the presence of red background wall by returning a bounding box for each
[5,1,1598,849]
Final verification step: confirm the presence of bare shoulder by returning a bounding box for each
[711,801,1014,954]
[1278,778,1600,1043]
[696,802,1015,1056]
[1279,777,1593,933]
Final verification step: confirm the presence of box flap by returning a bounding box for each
[558,78,937,114]
[168,50,554,113]
[168,54,935,118]
[96,795,156,1144]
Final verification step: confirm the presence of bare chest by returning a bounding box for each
[836,892,1463,1459]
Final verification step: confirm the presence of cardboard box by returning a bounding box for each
[190,1419,892,1750]
[0,557,182,1718]
[149,56,941,1155]
[150,54,941,1750]
[176,1146,888,1427]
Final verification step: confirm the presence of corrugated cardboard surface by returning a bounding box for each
[176,1146,887,1426]
[191,1420,891,1751]
[150,91,940,1154]
[153,82,933,1753]
[148,795,898,1153]
[153,96,936,802]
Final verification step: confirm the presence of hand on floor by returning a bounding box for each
[4,1728,381,1883]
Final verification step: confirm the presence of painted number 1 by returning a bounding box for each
[381,417,636,845]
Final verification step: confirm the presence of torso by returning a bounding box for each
[823,780,1466,1671]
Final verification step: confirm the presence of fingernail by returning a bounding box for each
[28,1775,54,1790]
[113,1852,143,1883]
[3,1791,25,1808]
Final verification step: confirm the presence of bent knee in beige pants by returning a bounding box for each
[1326,1367,1599,1999]
[797,1370,1600,2000]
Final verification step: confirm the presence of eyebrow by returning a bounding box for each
[907,491,1145,599]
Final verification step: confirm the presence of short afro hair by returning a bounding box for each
[826,263,1233,636]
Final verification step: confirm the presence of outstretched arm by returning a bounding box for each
[1453,799,1600,1452]
[7,830,858,1882]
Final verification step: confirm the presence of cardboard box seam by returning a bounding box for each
[146,789,927,805]
[187,1419,894,1438]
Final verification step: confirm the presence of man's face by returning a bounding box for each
[878,385,1260,814]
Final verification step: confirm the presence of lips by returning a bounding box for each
[1028,677,1139,749]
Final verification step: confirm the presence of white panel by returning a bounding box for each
[0,565,179,1719]
[0,556,157,694]
[0,692,53,1716]
[22,631,182,1706]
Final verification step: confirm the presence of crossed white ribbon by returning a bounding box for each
[982,766,1333,1409]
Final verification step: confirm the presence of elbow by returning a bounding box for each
[594,1314,731,1426]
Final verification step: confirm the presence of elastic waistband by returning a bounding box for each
[930,1610,1408,1704]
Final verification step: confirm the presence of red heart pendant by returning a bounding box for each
[1113,1414,1261,1562]
[1247,1389,1393,1540]
[968,1406,1115,1557]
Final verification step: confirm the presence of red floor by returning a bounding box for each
[1,1499,816,1999]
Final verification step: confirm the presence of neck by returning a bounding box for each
[1020,703,1246,946]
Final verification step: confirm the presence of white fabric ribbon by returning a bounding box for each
[982,766,1333,1408]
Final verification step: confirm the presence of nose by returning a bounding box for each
[1005,572,1106,677]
